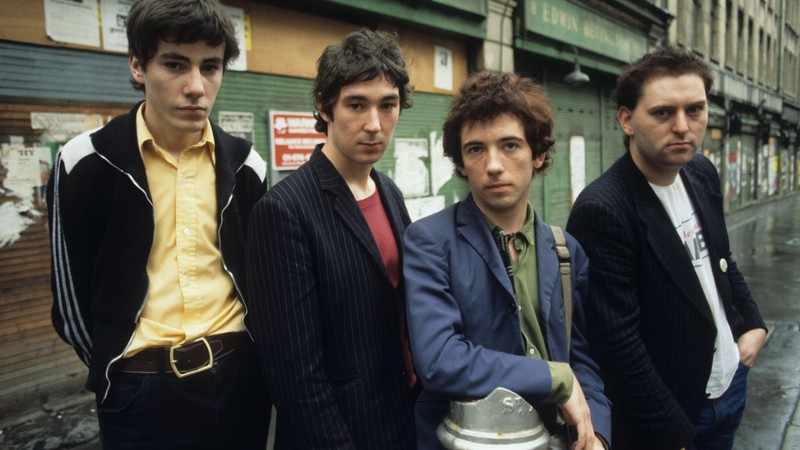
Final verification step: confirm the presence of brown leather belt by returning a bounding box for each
[114,332,249,378]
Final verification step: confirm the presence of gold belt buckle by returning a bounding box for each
[170,337,214,378]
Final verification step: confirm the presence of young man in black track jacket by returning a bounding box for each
[47,1,270,448]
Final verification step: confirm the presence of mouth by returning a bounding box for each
[667,141,694,150]
[486,183,511,192]
[178,106,207,117]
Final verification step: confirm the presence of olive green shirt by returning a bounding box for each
[486,204,573,406]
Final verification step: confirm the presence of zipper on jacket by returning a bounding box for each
[219,160,255,341]
[95,153,156,404]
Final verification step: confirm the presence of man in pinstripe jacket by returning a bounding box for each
[566,47,766,450]
[246,29,416,449]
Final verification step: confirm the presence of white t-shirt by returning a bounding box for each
[650,176,739,399]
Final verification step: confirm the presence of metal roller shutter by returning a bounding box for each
[545,77,603,227]
[0,41,141,105]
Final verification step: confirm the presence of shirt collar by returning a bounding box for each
[483,202,535,246]
[135,102,216,164]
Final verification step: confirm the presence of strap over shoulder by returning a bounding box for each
[550,225,572,349]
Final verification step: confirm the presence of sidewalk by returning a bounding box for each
[0,392,99,450]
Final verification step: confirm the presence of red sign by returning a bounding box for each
[269,111,326,170]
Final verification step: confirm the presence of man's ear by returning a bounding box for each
[533,152,546,169]
[129,55,145,84]
[318,109,331,123]
[457,166,467,178]
[617,107,634,137]
[316,95,331,123]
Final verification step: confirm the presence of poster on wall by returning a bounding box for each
[223,6,248,71]
[31,112,104,143]
[405,196,445,222]
[219,111,254,142]
[269,111,325,171]
[101,0,134,52]
[394,138,430,197]
[434,46,453,91]
[44,0,101,47]
[727,150,739,198]
[569,136,586,204]
[0,143,51,202]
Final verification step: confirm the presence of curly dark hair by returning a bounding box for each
[313,29,413,134]
[443,71,555,177]
[127,0,240,92]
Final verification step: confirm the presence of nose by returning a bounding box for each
[486,147,504,174]
[363,108,381,133]
[673,110,689,134]
[183,68,205,98]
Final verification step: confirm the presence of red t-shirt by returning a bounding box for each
[358,190,416,388]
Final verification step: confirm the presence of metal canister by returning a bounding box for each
[437,387,551,449]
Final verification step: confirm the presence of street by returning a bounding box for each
[730,193,800,450]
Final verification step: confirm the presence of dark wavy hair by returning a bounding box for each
[313,29,413,134]
[443,71,555,177]
[127,0,240,92]
[613,46,714,149]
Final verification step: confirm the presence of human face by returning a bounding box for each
[458,114,545,225]
[320,76,400,173]
[130,39,224,152]
[618,74,708,185]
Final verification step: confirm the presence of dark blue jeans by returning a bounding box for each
[690,362,749,450]
[96,344,270,450]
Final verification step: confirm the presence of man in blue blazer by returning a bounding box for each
[566,47,766,449]
[404,72,611,450]
[245,30,415,449]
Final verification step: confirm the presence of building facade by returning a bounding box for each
[660,0,800,209]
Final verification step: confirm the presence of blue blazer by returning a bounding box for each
[566,153,765,449]
[404,194,611,449]
[246,146,415,449]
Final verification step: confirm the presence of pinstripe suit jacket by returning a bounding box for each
[246,145,415,449]
[566,152,765,449]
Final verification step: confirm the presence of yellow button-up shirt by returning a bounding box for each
[124,104,245,357]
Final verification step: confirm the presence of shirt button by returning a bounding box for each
[183,228,191,235]
[529,348,536,356]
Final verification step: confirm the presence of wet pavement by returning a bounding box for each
[0,193,797,449]
[728,193,800,450]
[0,392,100,450]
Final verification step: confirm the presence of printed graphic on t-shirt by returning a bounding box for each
[679,213,708,267]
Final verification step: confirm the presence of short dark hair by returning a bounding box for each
[443,71,555,177]
[127,0,240,92]
[613,46,714,149]
[313,29,413,134]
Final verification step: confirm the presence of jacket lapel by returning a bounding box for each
[457,195,515,298]
[622,154,714,324]
[681,159,725,260]
[91,102,151,199]
[311,149,392,282]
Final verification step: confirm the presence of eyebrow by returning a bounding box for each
[158,52,223,65]
[647,100,707,111]
[341,93,400,102]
